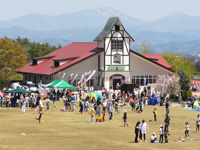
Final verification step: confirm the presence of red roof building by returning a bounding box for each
[17,17,173,89]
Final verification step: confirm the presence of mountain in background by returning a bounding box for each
[0,6,200,55]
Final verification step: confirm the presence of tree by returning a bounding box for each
[136,40,153,54]
[195,60,200,72]
[155,75,179,98]
[0,38,26,89]
[178,69,191,101]
[162,52,195,78]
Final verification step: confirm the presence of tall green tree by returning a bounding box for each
[136,40,153,54]
[0,38,26,89]
[162,52,195,78]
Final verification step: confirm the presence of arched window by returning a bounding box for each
[113,54,121,64]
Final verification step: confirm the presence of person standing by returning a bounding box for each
[159,125,164,143]
[140,120,148,142]
[196,114,200,132]
[108,103,113,120]
[21,98,26,114]
[165,101,169,111]
[79,99,84,114]
[184,122,190,138]
[45,97,50,111]
[71,94,76,112]
[35,97,44,123]
[164,120,169,143]
[122,109,128,127]
[62,95,67,111]
[90,106,95,122]
[153,108,157,121]
[135,121,141,143]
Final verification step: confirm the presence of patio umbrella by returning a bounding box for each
[0,91,4,96]
[83,91,103,101]
[6,88,31,93]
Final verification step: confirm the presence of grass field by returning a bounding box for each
[0,101,200,150]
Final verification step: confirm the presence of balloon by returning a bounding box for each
[41,121,44,124]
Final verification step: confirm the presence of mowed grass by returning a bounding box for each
[0,101,200,150]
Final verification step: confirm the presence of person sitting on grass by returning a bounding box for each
[150,132,157,143]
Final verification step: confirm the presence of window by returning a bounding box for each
[115,25,120,31]
[32,60,37,65]
[54,61,59,68]
[98,55,100,70]
[113,54,121,64]
[111,40,123,50]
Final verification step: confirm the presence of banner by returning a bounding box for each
[68,73,74,81]
[71,74,78,84]
[81,70,96,86]
[56,72,61,79]
[61,73,65,80]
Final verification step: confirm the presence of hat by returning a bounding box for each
[152,132,155,135]
[123,109,127,113]
[160,125,163,127]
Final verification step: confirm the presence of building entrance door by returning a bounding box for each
[113,79,121,90]
[109,74,125,90]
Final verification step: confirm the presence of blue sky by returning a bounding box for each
[0,0,200,21]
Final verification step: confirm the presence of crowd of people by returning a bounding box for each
[0,86,200,144]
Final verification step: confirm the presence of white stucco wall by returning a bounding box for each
[130,52,173,76]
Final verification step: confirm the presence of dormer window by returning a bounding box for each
[115,25,120,31]
[113,54,121,64]
[32,60,37,65]
[54,61,60,68]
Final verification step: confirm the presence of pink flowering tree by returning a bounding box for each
[155,75,179,98]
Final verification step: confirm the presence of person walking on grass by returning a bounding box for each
[140,120,148,142]
[90,105,95,122]
[21,98,26,114]
[184,122,190,138]
[196,114,200,132]
[108,102,113,120]
[153,108,157,121]
[159,125,164,143]
[135,121,141,143]
[164,120,169,144]
[122,109,128,127]
[35,97,44,123]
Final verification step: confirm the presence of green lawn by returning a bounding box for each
[0,101,200,150]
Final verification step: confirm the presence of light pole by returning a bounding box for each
[178,69,182,105]
[51,66,55,81]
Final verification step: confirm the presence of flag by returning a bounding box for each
[56,72,61,79]
[71,74,78,84]
[61,73,65,80]
[81,70,96,86]
[68,73,74,81]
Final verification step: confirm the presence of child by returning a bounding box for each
[159,125,164,143]
[150,132,157,143]
[45,97,50,111]
[153,108,157,121]
[115,102,119,115]
[79,99,83,114]
[21,98,26,114]
[90,106,95,122]
[122,109,128,127]
[102,113,105,122]
[184,122,190,138]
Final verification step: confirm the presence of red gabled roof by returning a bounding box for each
[143,54,171,68]
[16,42,99,75]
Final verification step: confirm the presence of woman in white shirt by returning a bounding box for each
[140,120,148,142]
